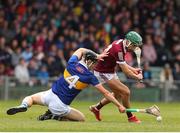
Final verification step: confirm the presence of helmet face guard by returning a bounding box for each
[84,51,98,64]
[125,31,142,46]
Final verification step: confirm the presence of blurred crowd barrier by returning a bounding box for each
[0,74,179,102]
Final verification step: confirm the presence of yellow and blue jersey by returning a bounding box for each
[52,55,99,105]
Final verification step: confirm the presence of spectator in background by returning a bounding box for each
[142,35,157,66]
[154,35,169,66]
[172,62,180,89]
[160,63,178,99]
[34,46,45,61]
[15,27,29,43]
[56,36,65,49]
[21,46,33,62]
[172,62,180,81]
[0,63,5,76]
[110,26,119,42]
[11,39,19,51]
[0,63,5,85]
[43,55,58,77]
[37,65,49,85]
[4,64,14,76]
[55,49,66,69]
[16,0,27,17]
[143,62,152,80]
[33,34,45,52]
[171,42,180,63]
[0,37,11,65]
[142,62,154,87]
[48,44,57,57]
[14,58,30,84]
[33,46,45,68]
[160,63,174,84]
[28,58,38,86]
[11,47,22,67]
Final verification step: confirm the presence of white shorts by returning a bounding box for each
[40,89,71,116]
[94,70,119,84]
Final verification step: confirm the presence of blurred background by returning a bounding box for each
[0,0,179,102]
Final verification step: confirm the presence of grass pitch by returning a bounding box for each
[0,100,180,132]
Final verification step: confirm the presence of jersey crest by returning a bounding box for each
[76,66,84,73]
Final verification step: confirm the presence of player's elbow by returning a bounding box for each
[78,48,86,52]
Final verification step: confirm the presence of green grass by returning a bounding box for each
[0,100,180,132]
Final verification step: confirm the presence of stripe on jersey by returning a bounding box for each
[115,39,123,44]
[64,69,88,90]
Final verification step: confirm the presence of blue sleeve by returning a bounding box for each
[68,55,79,64]
[90,74,100,86]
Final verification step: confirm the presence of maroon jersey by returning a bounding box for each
[94,39,127,73]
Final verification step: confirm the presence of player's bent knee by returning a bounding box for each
[69,114,85,122]
[66,108,86,122]
[78,117,85,122]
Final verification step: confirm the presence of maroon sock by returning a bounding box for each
[96,102,103,110]
[126,112,133,118]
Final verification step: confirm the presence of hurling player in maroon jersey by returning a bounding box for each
[90,31,143,123]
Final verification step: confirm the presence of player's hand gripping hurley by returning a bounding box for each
[126,105,161,117]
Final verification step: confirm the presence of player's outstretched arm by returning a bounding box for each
[72,48,108,61]
[72,48,90,60]
[95,84,125,113]
[119,63,143,80]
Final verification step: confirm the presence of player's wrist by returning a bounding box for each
[118,105,126,113]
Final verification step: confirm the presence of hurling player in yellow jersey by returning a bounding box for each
[7,48,125,121]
